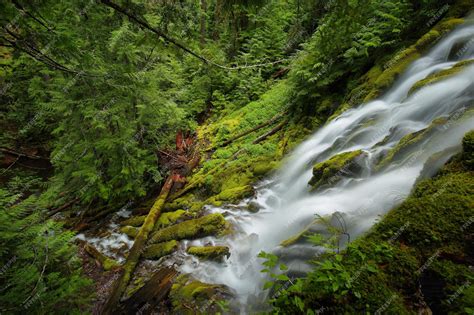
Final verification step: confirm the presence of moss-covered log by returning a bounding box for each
[121,266,179,314]
[102,175,174,314]
[149,213,227,244]
[143,240,179,260]
[120,225,139,238]
[83,243,120,271]
[187,245,230,261]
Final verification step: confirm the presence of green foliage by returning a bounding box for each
[0,175,92,314]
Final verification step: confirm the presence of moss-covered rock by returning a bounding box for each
[309,150,367,189]
[143,240,179,260]
[252,160,280,176]
[375,117,451,171]
[149,213,228,244]
[120,225,139,238]
[409,59,474,95]
[187,246,230,261]
[169,274,232,315]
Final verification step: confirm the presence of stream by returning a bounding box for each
[173,22,474,312]
[79,22,474,313]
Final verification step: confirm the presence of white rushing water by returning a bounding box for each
[175,23,474,312]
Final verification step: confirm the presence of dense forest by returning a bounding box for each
[0,0,473,314]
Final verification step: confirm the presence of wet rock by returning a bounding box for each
[266,195,279,208]
[309,150,367,190]
[247,201,261,213]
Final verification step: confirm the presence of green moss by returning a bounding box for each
[187,246,230,261]
[120,225,139,238]
[165,194,205,213]
[149,213,227,243]
[154,210,187,229]
[376,117,451,171]
[102,258,120,271]
[120,215,146,227]
[252,160,279,176]
[309,150,366,189]
[170,274,231,314]
[143,240,179,259]
[364,48,421,102]
[216,185,253,202]
[409,59,474,95]
[462,130,474,169]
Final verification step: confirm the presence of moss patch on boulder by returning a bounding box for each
[187,246,230,261]
[409,59,474,95]
[309,150,366,189]
[149,213,227,244]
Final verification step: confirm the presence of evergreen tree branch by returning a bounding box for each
[100,0,289,70]
[11,0,54,32]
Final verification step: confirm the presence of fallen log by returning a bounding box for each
[83,243,120,271]
[0,147,50,160]
[47,197,79,218]
[101,174,175,314]
[208,111,287,151]
[121,266,178,314]
[252,119,288,144]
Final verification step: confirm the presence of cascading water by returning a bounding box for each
[173,23,474,312]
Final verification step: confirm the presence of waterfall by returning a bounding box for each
[175,23,474,312]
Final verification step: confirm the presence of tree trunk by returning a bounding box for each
[200,0,207,47]
[101,174,175,314]
[252,119,287,144]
